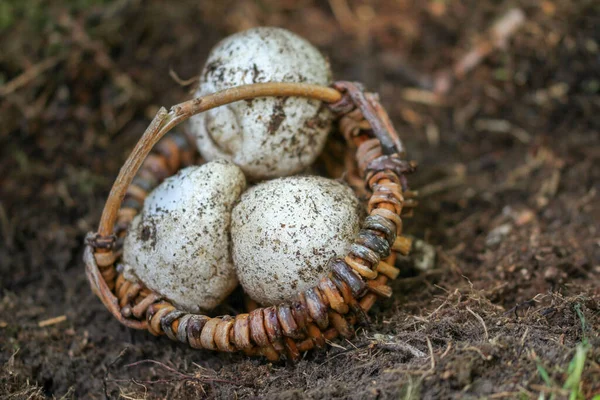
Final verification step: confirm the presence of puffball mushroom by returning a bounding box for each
[188,27,333,181]
[231,176,363,305]
[122,160,246,312]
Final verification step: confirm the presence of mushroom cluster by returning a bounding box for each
[123,27,363,312]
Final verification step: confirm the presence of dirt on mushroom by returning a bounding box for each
[0,1,598,399]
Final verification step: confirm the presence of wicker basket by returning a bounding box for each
[83,81,417,361]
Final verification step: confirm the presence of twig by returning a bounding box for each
[379,53,434,90]
[426,336,435,371]
[516,327,530,359]
[0,56,64,97]
[373,334,427,358]
[328,0,359,34]
[0,202,14,249]
[395,269,444,288]
[474,118,531,143]
[437,250,463,276]
[419,299,449,323]
[103,347,129,400]
[320,342,371,366]
[440,341,452,359]
[529,384,570,397]
[325,338,347,350]
[38,315,67,327]
[124,359,241,386]
[464,345,493,360]
[466,306,489,341]
[169,68,199,87]
[418,174,467,197]
[434,8,526,94]
[401,88,445,106]
[489,392,525,399]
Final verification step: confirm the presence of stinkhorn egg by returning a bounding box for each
[231,176,362,305]
[188,27,333,181]
[122,160,246,312]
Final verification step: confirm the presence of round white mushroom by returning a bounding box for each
[231,176,363,305]
[188,27,333,181]
[122,160,246,312]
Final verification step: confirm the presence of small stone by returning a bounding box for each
[543,265,566,283]
[123,160,246,312]
[485,223,512,247]
[188,27,333,180]
[231,176,362,305]
[514,209,535,226]
[411,238,436,272]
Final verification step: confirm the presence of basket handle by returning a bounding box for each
[96,83,342,240]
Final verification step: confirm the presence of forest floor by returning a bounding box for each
[1,1,599,399]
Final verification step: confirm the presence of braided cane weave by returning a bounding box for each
[84,81,417,361]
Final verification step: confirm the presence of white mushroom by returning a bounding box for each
[188,27,333,181]
[231,176,362,305]
[122,160,246,312]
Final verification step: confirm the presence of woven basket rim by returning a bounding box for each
[84,81,417,360]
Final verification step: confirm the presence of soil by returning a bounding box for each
[1,1,599,399]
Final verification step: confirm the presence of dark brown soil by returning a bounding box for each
[1,1,599,399]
